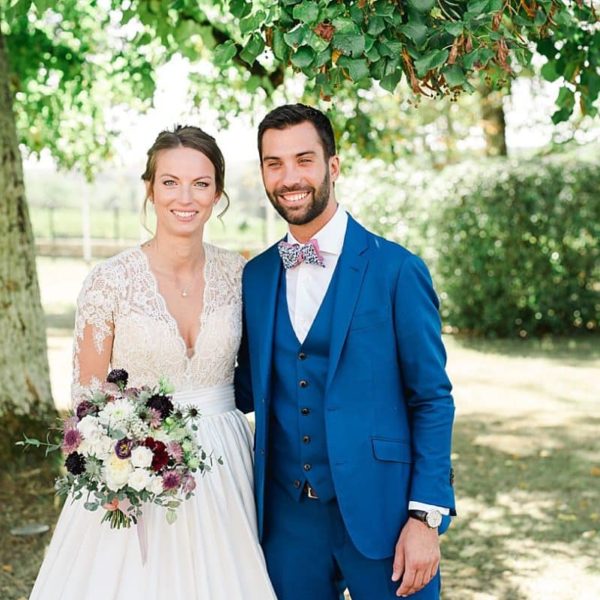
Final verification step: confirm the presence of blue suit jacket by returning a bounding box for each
[235,215,456,560]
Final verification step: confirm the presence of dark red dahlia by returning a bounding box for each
[76,400,97,420]
[146,394,174,420]
[106,369,129,388]
[65,452,86,475]
[143,437,169,472]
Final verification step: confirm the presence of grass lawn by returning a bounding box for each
[1,257,598,599]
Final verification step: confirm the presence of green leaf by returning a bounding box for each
[292,1,319,23]
[534,7,547,26]
[408,0,435,12]
[414,49,449,75]
[444,22,464,37]
[332,16,359,34]
[467,0,490,13]
[380,69,402,92]
[272,28,290,62]
[333,32,365,57]
[367,16,386,36]
[556,86,575,110]
[240,10,266,36]
[443,65,466,87]
[291,45,316,68]
[229,0,252,19]
[338,57,370,81]
[540,61,560,82]
[374,2,395,17]
[239,34,265,65]
[400,22,428,46]
[284,25,309,48]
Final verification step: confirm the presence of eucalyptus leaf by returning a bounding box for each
[292,1,319,24]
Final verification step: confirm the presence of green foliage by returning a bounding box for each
[2,0,597,179]
[434,156,600,337]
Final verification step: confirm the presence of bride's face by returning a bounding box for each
[147,146,220,238]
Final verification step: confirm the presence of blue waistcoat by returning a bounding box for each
[268,268,339,502]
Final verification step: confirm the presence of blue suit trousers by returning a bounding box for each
[263,479,441,600]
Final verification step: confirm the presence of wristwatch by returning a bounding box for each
[408,509,442,529]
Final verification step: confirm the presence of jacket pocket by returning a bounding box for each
[372,437,412,463]
[349,309,389,332]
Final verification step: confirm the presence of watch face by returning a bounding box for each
[426,510,442,528]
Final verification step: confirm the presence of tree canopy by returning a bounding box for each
[2,0,598,172]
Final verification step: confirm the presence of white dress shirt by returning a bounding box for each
[285,206,347,343]
[284,206,448,518]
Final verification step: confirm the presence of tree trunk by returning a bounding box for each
[0,30,55,453]
[479,82,508,157]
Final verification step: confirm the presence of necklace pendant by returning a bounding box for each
[181,290,189,298]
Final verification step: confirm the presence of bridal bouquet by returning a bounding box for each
[19,369,217,528]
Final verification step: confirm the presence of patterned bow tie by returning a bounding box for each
[277,239,325,270]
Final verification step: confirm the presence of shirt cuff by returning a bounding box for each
[408,501,450,515]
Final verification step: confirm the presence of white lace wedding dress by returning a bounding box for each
[30,244,276,600]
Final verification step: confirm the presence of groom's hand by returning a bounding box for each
[391,518,440,597]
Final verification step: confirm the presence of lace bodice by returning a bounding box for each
[72,244,245,402]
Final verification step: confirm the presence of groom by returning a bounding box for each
[235,104,456,599]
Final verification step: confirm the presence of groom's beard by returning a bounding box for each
[266,170,331,226]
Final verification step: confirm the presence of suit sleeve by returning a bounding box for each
[393,254,456,514]
[234,270,254,414]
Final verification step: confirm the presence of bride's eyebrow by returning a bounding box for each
[158,173,213,180]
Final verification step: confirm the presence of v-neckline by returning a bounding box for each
[136,245,210,361]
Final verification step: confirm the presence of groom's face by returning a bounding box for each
[260,121,339,227]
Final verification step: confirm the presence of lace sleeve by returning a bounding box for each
[71,261,119,406]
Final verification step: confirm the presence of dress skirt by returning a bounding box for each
[29,384,276,600]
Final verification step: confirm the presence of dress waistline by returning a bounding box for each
[172,383,236,416]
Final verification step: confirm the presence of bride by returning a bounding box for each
[30,126,276,599]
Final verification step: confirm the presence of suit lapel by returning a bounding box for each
[326,217,369,391]
[249,245,282,402]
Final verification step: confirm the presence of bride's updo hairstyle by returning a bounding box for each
[141,125,230,224]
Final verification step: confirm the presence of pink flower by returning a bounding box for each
[62,428,82,454]
[148,408,162,429]
[166,441,183,463]
[162,471,181,490]
[182,474,196,495]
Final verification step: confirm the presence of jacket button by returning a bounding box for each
[300,407,310,415]
[303,463,312,471]
[293,480,301,488]
[299,380,308,388]
[298,352,307,360]
[302,435,311,444]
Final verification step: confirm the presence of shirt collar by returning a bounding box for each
[287,206,348,256]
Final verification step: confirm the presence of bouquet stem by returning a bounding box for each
[102,508,134,529]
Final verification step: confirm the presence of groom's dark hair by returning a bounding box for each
[257,104,336,162]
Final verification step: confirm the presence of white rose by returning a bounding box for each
[89,435,114,459]
[130,446,153,469]
[149,476,164,496]
[104,454,133,491]
[128,468,151,492]
[77,415,101,439]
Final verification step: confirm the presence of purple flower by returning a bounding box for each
[115,438,133,459]
[75,400,97,421]
[162,471,181,490]
[62,428,82,454]
[107,369,129,388]
[65,452,86,475]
